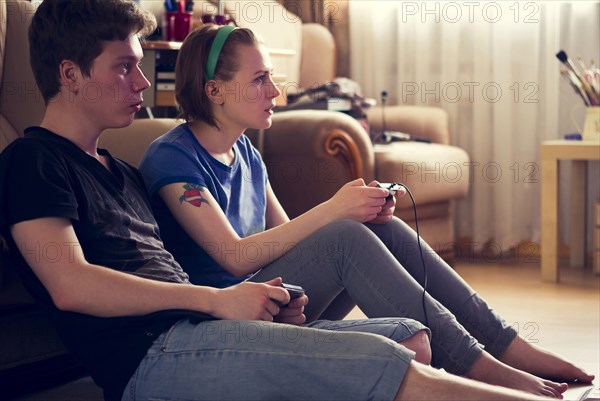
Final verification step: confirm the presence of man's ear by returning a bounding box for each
[58,60,81,95]
[204,80,224,105]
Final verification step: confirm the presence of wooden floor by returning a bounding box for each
[457,260,599,380]
[348,259,600,400]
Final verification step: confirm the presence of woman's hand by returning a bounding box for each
[366,180,405,224]
[326,178,389,222]
[210,278,289,321]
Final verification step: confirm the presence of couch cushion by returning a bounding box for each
[0,114,18,153]
[0,0,45,138]
[374,142,470,206]
[300,24,335,88]
[99,118,180,166]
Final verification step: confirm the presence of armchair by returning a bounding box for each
[253,23,470,258]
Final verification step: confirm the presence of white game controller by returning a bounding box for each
[377,183,405,199]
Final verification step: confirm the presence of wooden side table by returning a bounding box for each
[541,140,600,282]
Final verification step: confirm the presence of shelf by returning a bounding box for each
[141,41,295,108]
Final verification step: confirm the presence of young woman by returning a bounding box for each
[139,25,593,397]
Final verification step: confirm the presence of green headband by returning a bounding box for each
[205,25,237,81]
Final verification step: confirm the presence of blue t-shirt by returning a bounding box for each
[139,124,268,287]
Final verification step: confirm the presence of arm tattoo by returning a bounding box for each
[178,183,209,208]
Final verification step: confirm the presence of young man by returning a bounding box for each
[0,1,557,400]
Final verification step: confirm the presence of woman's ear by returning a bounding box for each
[205,80,224,105]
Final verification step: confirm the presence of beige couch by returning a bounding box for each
[0,0,83,396]
[0,0,468,396]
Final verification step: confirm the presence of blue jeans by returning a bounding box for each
[122,218,516,400]
[250,218,517,375]
[121,318,419,401]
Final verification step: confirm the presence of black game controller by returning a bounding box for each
[274,283,305,307]
[377,182,405,200]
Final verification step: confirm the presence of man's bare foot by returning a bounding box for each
[467,352,568,398]
[500,336,595,383]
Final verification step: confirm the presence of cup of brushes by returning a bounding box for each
[556,50,600,142]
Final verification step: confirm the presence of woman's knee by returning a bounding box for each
[318,220,377,247]
[365,217,417,246]
[326,219,369,235]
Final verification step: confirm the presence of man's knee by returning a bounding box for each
[393,361,445,401]
[400,329,432,365]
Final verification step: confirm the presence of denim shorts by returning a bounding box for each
[122,318,421,401]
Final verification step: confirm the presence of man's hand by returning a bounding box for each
[275,294,309,325]
[211,278,289,321]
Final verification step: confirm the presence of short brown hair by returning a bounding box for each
[29,0,156,103]
[175,25,258,128]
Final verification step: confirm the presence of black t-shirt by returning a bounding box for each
[0,127,209,401]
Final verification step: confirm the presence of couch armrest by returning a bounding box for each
[99,118,181,166]
[366,105,450,145]
[250,109,375,218]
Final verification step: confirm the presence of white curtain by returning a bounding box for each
[350,1,600,252]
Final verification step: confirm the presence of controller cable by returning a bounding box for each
[380,90,388,143]
[389,182,429,326]
[376,90,428,324]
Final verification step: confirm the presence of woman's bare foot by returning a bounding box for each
[500,336,595,383]
[467,351,568,398]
